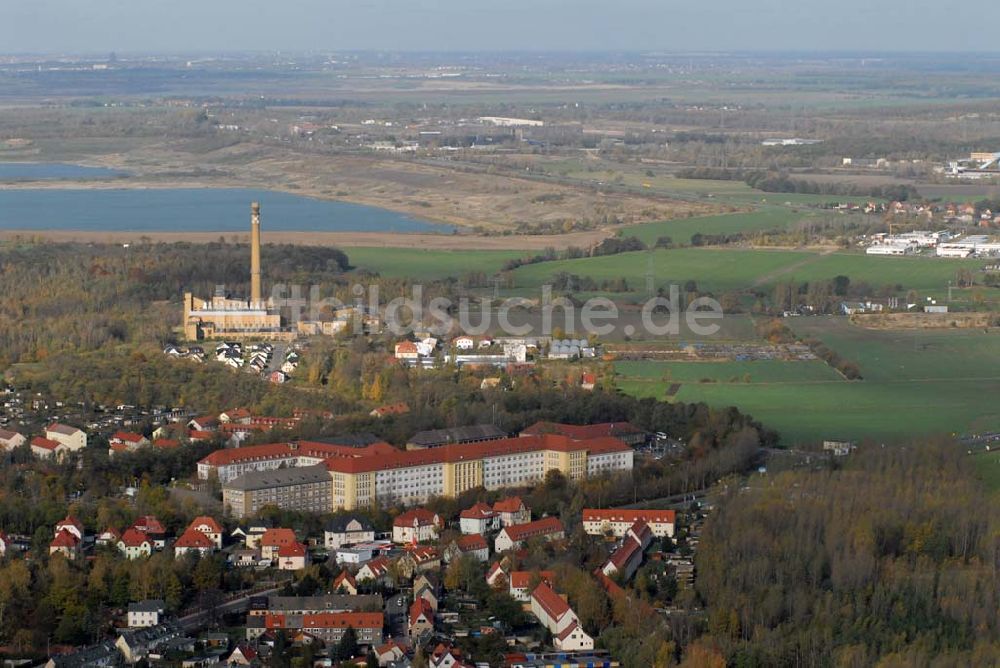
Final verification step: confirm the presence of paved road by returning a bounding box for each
[384,592,409,640]
[177,584,284,633]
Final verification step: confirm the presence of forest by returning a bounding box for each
[694,443,1000,666]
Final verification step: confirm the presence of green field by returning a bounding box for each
[616,359,844,384]
[347,247,522,280]
[615,318,1000,445]
[510,247,987,296]
[970,450,1000,492]
[622,208,807,246]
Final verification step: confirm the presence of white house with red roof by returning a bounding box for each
[96,526,121,546]
[494,516,564,553]
[600,520,653,582]
[174,528,215,558]
[509,570,556,602]
[50,529,80,560]
[443,534,489,563]
[357,555,392,583]
[392,508,442,544]
[492,496,531,527]
[30,436,67,460]
[118,528,153,560]
[582,508,675,538]
[394,341,420,360]
[187,516,224,549]
[55,515,84,541]
[260,528,298,561]
[109,431,149,454]
[333,570,358,595]
[278,542,310,570]
[530,582,594,651]
[459,502,499,535]
[219,408,252,424]
[408,598,434,638]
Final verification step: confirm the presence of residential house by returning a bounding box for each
[458,503,499,535]
[443,534,489,564]
[392,508,442,544]
[324,515,376,549]
[581,509,675,538]
[413,573,439,610]
[408,598,434,638]
[509,570,556,602]
[96,526,121,546]
[260,528,298,561]
[277,542,309,571]
[31,436,68,460]
[109,431,149,454]
[55,515,85,541]
[188,416,219,432]
[219,408,252,424]
[333,571,358,595]
[530,582,594,651]
[494,516,564,553]
[600,521,653,582]
[118,528,154,560]
[374,641,406,667]
[226,644,258,666]
[485,562,508,589]
[453,336,474,350]
[394,341,420,360]
[250,611,383,647]
[0,428,26,451]
[127,600,165,628]
[187,516,224,549]
[115,622,184,664]
[49,529,81,560]
[45,423,87,452]
[357,555,392,584]
[492,496,531,527]
[173,528,215,558]
[396,545,440,579]
[131,515,168,549]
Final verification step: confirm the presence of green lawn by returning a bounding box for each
[616,318,1000,445]
[346,247,522,280]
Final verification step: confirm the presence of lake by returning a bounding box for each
[0,162,124,181]
[0,187,453,233]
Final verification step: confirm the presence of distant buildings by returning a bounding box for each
[582,509,676,538]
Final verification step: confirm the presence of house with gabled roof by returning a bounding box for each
[530,581,593,650]
[408,598,434,638]
[494,516,564,553]
[397,545,440,579]
[187,516,224,549]
[458,502,499,535]
[0,428,26,451]
[370,402,410,419]
[174,528,215,558]
[392,508,442,544]
[118,528,153,560]
[357,555,392,584]
[55,515,85,541]
[260,528,298,561]
[131,515,168,549]
[31,436,68,460]
[277,542,309,571]
[45,423,87,452]
[492,496,531,526]
[509,570,556,602]
[324,514,376,549]
[50,529,81,560]
[443,534,489,564]
[333,571,358,595]
[96,526,121,546]
[582,508,675,538]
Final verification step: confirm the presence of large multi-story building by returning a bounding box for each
[223,464,333,517]
[215,433,634,514]
[581,509,676,538]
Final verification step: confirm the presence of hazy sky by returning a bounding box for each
[2,0,996,54]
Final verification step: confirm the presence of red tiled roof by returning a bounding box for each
[119,528,151,548]
[153,439,180,449]
[531,582,570,621]
[395,341,418,354]
[394,508,440,528]
[582,508,676,525]
[556,621,584,642]
[132,515,166,535]
[333,571,356,588]
[405,545,439,563]
[31,436,61,451]
[324,434,629,475]
[501,516,564,542]
[459,502,495,520]
[607,536,642,570]
[50,529,79,548]
[175,528,214,549]
[260,528,297,548]
[198,440,396,468]
[361,556,391,576]
[99,526,121,540]
[409,598,434,626]
[47,423,82,436]
[492,496,526,513]
[57,515,84,532]
[594,569,625,597]
[111,431,145,443]
[278,541,307,558]
[509,570,555,590]
[455,534,488,552]
[371,402,410,417]
[188,516,223,534]
[265,611,383,630]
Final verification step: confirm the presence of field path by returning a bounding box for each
[751,248,837,287]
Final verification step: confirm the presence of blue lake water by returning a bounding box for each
[0,162,124,181]
[0,187,453,233]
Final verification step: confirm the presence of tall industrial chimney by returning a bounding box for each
[250,201,262,305]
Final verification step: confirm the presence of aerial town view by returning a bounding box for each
[0,1,998,667]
